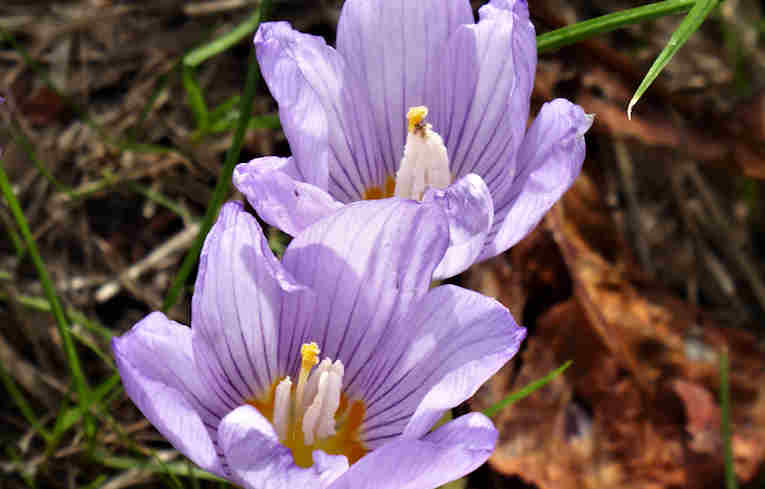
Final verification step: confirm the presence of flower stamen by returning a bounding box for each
[295,342,320,413]
[273,376,292,440]
[394,106,451,200]
[407,106,429,134]
[250,342,366,468]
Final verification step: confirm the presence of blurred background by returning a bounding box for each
[0,1,764,488]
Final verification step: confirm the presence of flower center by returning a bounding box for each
[362,106,451,201]
[248,342,366,468]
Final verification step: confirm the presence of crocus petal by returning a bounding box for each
[481,98,593,260]
[433,0,535,201]
[337,0,474,177]
[255,21,383,201]
[112,312,225,476]
[328,413,497,489]
[192,202,316,410]
[358,285,524,445]
[219,405,349,489]
[281,199,449,400]
[234,157,342,237]
[423,173,493,279]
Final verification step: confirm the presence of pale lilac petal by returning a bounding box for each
[481,98,592,260]
[255,22,383,201]
[424,173,494,280]
[234,157,342,237]
[431,0,535,203]
[280,199,449,400]
[358,285,524,445]
[192,202,315,410]
[112,312,225,476]
[337,0,474,177]
[328,413,497,489]
[219,405,349,489]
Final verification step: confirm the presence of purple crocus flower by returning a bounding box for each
[233,0,592,279]
[113,199,525,489]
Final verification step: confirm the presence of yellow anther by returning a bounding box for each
[246,343,367,468]
[300,342,320,369]
[407,106,429,133]
[295,342,320,421]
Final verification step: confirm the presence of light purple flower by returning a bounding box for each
[234,0,592,279]
[113,199,525,489]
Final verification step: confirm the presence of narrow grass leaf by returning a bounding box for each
[93,453,225,482]
[1,27,185,167]
[206,92,280,134]
[1,209,25,258]
[267,227,290,257]
[627,0,720,118]
[537,0,695,53]
[0,290,113,340]
[162,1,272,312]
[50,373,121,444]
[128,182,194,224]
[0,156,89,400]
[130,68,175,139]
[483,361,572,418]
[184,7,268,67]
[720,349,738,489]
[182,65,210,132]
[187,460,202,489]
[77,474,107,489]
[5,119,75,198]
[0,290,114,366]
[0,27,67,103]
[0,361,53,442]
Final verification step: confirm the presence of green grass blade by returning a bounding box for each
[209,95,243,121]
[187,460,201,489]
[182,65,210,132]
[51,374,121,440]
[1,209,25,258]
[127,182,194,224]
[0,289,113,340]
[184,6,268,68]
[0,26,106,143]
[483,361,572,418]
[4,120,75,198]
[0,361,53,442]
[0,27,185,169]
[0,288,113,367]
[206,90,280,134]
[537,0,695,53]
[627,0,720,118]
[0,27,67,103]
[68,325,114,368]
[130,68,175,139]
[0,155,89,400]
[720,349,738,489]
[93,453,225,482]
[78,474,107,489]
[162,0,272,312]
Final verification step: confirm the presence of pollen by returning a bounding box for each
[247,342,367,468]
[407,106,429,134]
[300,342,320,367]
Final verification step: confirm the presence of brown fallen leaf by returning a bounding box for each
[470,174,765,488]
[672,379,721,454]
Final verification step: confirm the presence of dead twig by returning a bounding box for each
[613,138,655,277]
[95,222,200,303]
